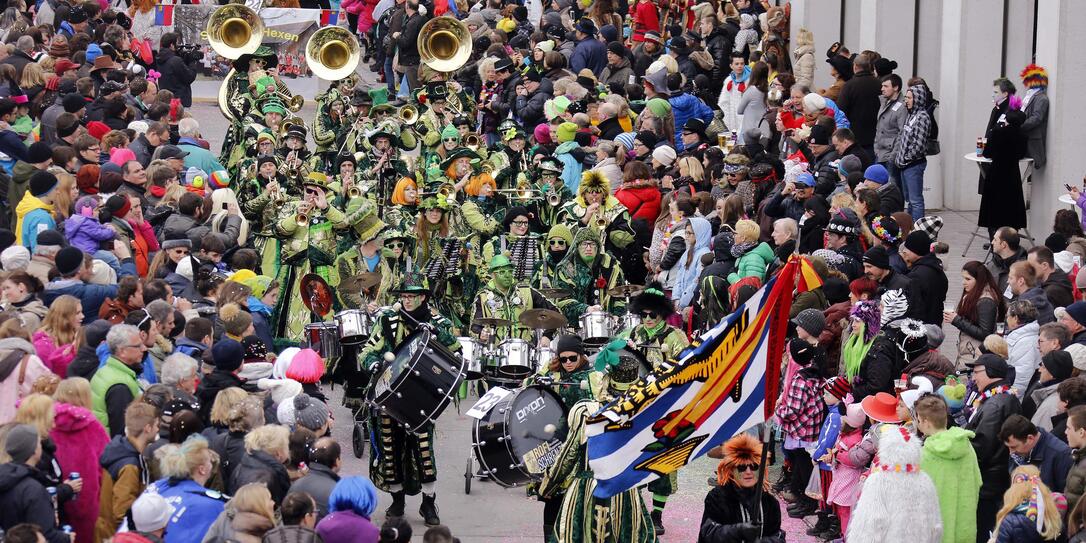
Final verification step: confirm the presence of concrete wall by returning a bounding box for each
[789,0,1060,234]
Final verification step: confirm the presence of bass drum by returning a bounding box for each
[368,328,465,432]
[472,385,568,487]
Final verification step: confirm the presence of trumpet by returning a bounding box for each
[547,190,561,207]
[346,184,362,198]
[594,214,609,229]
[276,92,305,112]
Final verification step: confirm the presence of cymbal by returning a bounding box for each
[341,271,382,293]
[519,308,568,330]
[475,317,512,328]
[537,288,570,299]
[300,273,333,317]
[609,284,644,297]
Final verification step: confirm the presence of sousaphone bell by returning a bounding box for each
[418,16,473,73]
[306,26,361,81]
[206,4,263,60]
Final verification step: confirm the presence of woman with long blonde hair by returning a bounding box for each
[991,465,1061,541]
[32,294,82,377]
[14,393,83,512]
[49,170,77,221]
[50,377,108,543]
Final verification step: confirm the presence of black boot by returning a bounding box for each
[420,494,441,526]
[787,498,817,519]
[650,510,665,536]
[385,491,405,518]
[805,511,831,536]
[819,515,842,540]
[772,468,791,493]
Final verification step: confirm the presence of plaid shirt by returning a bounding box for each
[775,368,826,442]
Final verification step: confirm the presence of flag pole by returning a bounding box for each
[750,423,772,525]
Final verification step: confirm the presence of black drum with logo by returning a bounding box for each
[472,385,568,487]
[368,328,464,432]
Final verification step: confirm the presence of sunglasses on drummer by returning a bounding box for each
[386,241,405,249]
[559,355,580,363]
[735,463,760,472]
[641,310,658,318]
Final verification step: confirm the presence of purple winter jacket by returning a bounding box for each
[315,510,380,543]
[64,214,115,254]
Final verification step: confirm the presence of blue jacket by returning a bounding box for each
[823,97,851,129]
[812,406,842,471]
[0,130,27,162]
[570,37,607,75]
[555,142,583,194]
[179,138,226,174]
[669,93,713,153]
[993,506,1046,543]
[151,478,227,543]
[41,259,137,322]
[1006,428,1073,493]
[18,208,54,250]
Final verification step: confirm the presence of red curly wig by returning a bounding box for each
[714,433,767,488]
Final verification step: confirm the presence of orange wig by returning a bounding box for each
[390,177,418,205]
[714,433,767,488]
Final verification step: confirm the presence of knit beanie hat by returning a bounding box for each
[556,122,578,143]
[788,337,818,366]
[61,94,84,114]
[48,36,70,58]
[635,130,658,149]
[823,376,851,401]
[85,44,102,65]
[99,169,124,194]
[54,246,84,276]
[607,41,625,57]
[536,40,555,53]
[219,303,253,338]
[791,308,826,337]
[28,141,52,163]
[547,223,573,245]
[554,334,584,356]
[4,424,38,463]
[651,145,677,167]
[36,229,65,248]
[646,97,671,118]
[0,245,30,270]
[903,230,931,256]
[28,171,58,197]
[285,348,326,384]
[212,338,244,372]
[1043,350,1074,381]
[105,194,131,219]
[862,246,891,270]
[291,393,330,431]
[86,121,110,141]
[440,124,460,141]
[864,164,890,185]
[74,196,98,217]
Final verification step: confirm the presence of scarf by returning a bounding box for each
[731,240,757,258]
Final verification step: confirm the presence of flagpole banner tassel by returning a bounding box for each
[585,258,804,499]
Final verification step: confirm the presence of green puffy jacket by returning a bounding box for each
[920,426,982,543]
[726,242,775,285]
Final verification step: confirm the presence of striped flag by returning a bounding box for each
[320,9,342,26]
[153,5,174,26]
[585,255,818,499]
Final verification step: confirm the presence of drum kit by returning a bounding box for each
[299,273,383,361]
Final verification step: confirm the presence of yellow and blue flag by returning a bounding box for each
[586,255,819,499]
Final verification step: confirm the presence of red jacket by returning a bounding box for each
[51,402,109,543]
[615,180,662,223]
[631,0,659,42]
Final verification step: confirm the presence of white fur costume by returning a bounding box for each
[846,424,943,543]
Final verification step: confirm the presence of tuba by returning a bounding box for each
[398,105,419,125]
[463,132,481,150]
[305,26,361,81]
[206,5,263,60]
[418,17,473,73]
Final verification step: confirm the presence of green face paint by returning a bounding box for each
[494,268,515,290]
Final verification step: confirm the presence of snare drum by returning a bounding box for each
[336,309,372,345]
[460,337,484,380]
[579,311,614,346]
[304,322,341,360]
[368,329,465,432]
[496,339,534,378]
[536,346,555,371]
[620,312,641,332]
[473,385,568,487]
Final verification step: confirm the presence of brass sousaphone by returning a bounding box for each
[206,4,263,60]
[418,16,473,73]
[306,26,361,81]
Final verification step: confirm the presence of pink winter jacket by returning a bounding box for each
[32,330,77,378]
[51,402,109,543]
[0,338,52,424]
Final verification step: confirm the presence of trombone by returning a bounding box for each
[494,180,540,200]
[275,92,305,112]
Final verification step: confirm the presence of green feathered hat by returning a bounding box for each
[234,45,278,70]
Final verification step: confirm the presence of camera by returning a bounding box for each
[176,44,203,64]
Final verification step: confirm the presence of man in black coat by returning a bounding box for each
[395,0,427,93]
[835,53,883,154]
[289,437,342,521]
[0,425,71,543]
[831,128,874,171]
[901,231,948,325]
[154,32,197,108]
[514,70,552,132]
[964,354,1022,541]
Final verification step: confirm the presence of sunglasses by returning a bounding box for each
[512,220,530,226]
[641,311,658,318]
[549,240,567,247]
[559,355,580,363]
[735,463,760,473]
[305,188,320,196]
[443,138,459,143]
[386,241,405,249]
